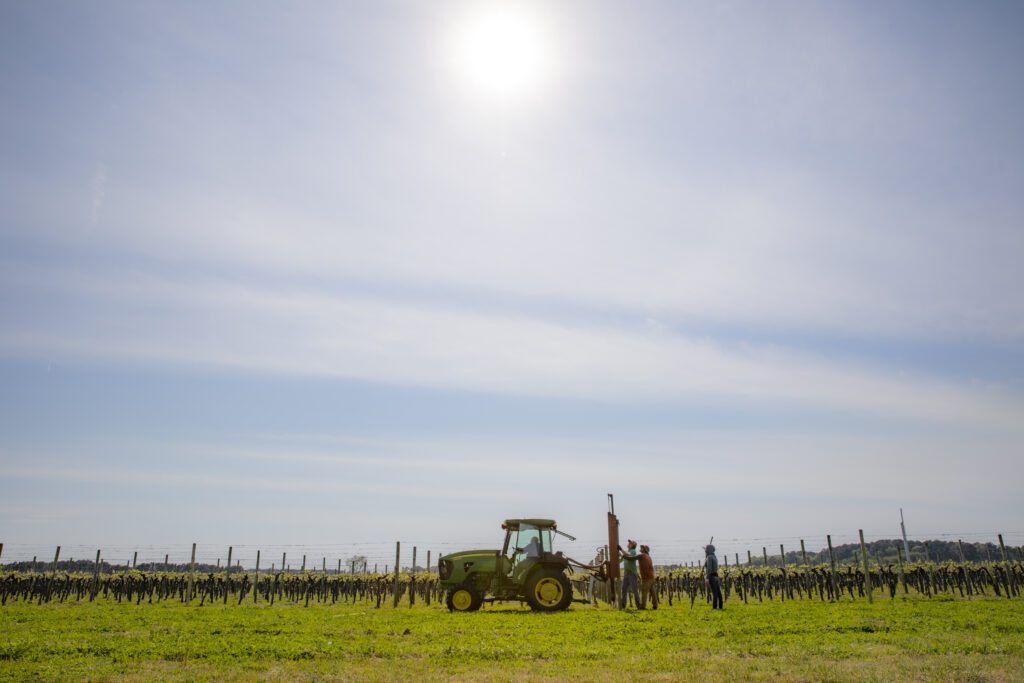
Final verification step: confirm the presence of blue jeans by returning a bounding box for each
[620,572,640,608]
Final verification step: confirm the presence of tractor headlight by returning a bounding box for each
[439,559,453,580]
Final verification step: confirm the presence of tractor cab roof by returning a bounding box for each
[502,519,557,529]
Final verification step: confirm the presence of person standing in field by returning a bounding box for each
[706,543,724,609]
[639,544,657,610]
[618,539,642,609]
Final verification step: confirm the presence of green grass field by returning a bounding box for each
[2,596,1023,681]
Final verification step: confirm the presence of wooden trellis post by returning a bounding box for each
[187,542,196,605]
[999,534,1017,596]
[92,549,101,599]
[779,544,786,601]
[254,550,261,604]
[800,539,807,566]
[859,529,872,603]
[224,546,233,604]
[410,546,417,606]
[896,544,907,594]
[827,535,838,600]
[393,542,401,608]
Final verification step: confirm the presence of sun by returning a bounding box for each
[450,5,551,103]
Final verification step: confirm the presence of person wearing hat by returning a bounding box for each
[705,543,723,609]
[638,544,657,610]
[617,539,642,609]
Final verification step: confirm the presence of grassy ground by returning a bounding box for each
[2,595,1023,681]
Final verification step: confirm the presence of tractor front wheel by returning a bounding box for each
[446,585,482,612]
[525,568,572,612]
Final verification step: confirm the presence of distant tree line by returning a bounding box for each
[659,539,1018,570]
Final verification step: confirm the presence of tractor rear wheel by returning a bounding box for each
[446,584,482,612]
[525,568,572,612]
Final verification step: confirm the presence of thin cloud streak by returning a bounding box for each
[1,266,1021,430]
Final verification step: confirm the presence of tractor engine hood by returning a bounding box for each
[438,550,500,582]
[441,549,500,563]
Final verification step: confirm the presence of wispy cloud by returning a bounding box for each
[1,264,1021,430]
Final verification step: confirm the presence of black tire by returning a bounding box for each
[524,567,572,612]
[445,584,483,612]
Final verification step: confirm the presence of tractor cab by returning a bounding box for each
[500,519,560,581]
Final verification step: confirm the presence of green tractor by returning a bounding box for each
[438,518,599,612]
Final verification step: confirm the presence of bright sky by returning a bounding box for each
[1,1,1023,567]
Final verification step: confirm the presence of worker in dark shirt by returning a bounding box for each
[706,543,723,609]
[617,539,642,609]
[639,544,657,609]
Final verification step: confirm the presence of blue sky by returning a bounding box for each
[1,1,1023,567]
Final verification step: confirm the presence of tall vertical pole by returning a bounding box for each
[52,545,61,574]
[900,508,911,566]
[763,546,769,568]
[827,535,838,600]
[92,549,101,599]
[410,546,417,607]
[859,529,872,603]
[999,534,1017,596]
[800,539,807,566]
[607,494,620,609]
[224,546,233,605]
[747,550,752,565]
[164,554,169,572]
[301,555,306,572]
[132,551,137,570]
[254,550,261,603]
[779,543,787,601]
[393,542,401,608]
[187,542,196,605]
[281,552,286,574]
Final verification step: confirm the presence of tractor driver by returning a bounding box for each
[523,536,541,558]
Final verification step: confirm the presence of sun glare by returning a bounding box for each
[451,5,550,103]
